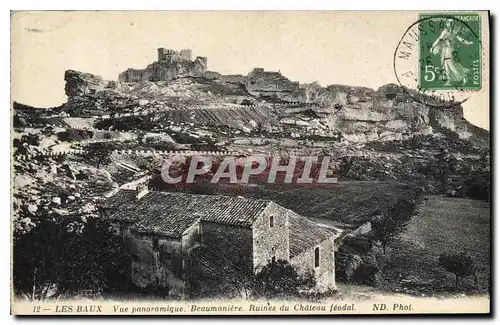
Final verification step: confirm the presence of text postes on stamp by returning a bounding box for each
[394,13,482,107]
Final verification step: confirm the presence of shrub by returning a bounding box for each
[438,252,476,289]
[255,259,313,298]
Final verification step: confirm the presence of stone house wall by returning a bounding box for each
[252,202,290,272]
[182,219,201,254]
[290,236,336,292]
[128,231,186,297]
[110,220,133,237]
[200,221,253,273]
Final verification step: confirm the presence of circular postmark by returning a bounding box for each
[393,14,482,108]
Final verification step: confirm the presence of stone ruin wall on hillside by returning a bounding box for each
[118,48,208,83]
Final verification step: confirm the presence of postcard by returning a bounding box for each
[10,11,490,315]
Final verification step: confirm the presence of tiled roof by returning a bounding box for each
[109,191,271,237]
[289,213,341,258]
[99,189,137,211]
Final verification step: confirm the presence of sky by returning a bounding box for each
[11,11,490,129]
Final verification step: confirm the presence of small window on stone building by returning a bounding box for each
[152,238,159,251]
[271,256,276,264]
[269,216,274,228]
[314,247,320,268]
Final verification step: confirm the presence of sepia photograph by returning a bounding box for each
[10,10,491,315]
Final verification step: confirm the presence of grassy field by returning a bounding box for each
[181,181,417,229]
[382,196,490,294]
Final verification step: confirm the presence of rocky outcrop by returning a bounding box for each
[64,70,107,98]
[64,70,129,116]
[204,71,247,85]
[246,68,302,101]
[60,63,488,148]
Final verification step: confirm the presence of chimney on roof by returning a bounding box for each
[136,183,149,200]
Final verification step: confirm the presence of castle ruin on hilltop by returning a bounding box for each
[118,48,208,83]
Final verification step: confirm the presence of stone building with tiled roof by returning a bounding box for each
[99,187,340,298]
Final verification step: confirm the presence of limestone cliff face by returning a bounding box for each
[277,81,488,145]
[64,70,128,116]
[65,70,107,98]
[62,69,488,147]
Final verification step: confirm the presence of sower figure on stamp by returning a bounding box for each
[430,19,474,86]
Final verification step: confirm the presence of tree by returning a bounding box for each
[370,214,399,255]
[254,259,314,298]
[13,218,63,300]
[13,216,124,300]
[438,252,476,289]
[370,191,422,255]
[338,157,353,178]
[84,142,112,168]
[434,148,453,193]
[56,217,123,296]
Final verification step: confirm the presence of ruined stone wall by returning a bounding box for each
[195,56,208,70]
[193,58,207,75]
[128,231,186,297]
[118,49,207,83]
[290,236,336,292]
[180,49,193,61]
[252,203,290,272]
[182,219,201,254]
[158,48,181,61]
[200,221,253,273]
[118,68,153,83]
[118,60,207,83]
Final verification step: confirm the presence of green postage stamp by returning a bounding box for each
[418,13,481,90]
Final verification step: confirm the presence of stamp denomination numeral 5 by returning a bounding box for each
[424,65,442,82]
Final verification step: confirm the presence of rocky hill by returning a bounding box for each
[12,60,490,234]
